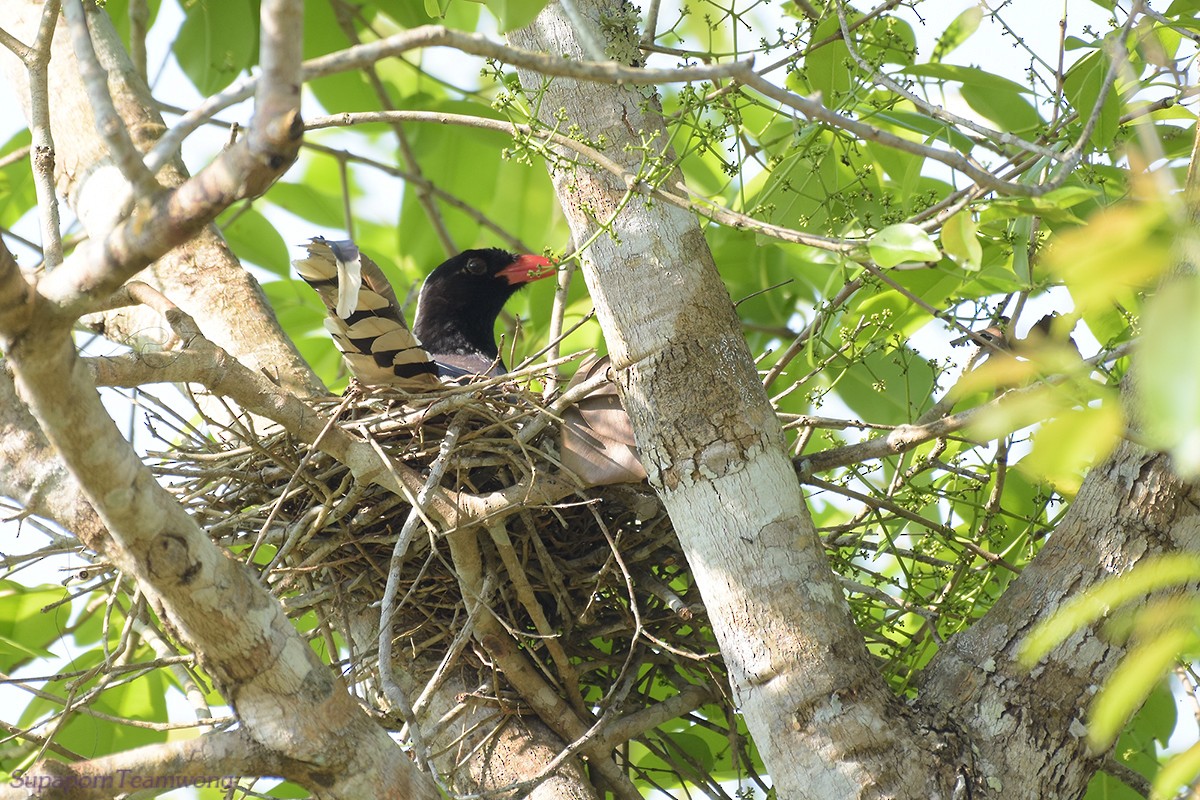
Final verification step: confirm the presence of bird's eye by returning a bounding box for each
[465,257,486,275]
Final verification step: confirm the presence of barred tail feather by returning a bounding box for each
[293,237,438,388]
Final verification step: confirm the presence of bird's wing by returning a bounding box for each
[293,237,439,388]
[560,355,647,486]
[429,352,505,381]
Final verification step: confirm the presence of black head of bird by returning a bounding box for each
[413,248,555,378]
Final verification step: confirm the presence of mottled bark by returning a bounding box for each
[920,442,1200,799]
[508,3,946,797]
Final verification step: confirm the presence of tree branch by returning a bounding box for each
[0,730,298,800]
[147,25,756,175]
[63,0,157,197]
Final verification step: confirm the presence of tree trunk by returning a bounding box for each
[509,3,1200,798]
[508,3,943,797]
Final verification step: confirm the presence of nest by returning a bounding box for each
[150,371,759,792]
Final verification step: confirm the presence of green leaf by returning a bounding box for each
[0,633,55,663]
[483,0,552,31]
[834,346,937,423]
[932,5,982,62]
[1137,276,1200,476]
[219,205,290,276]
[0,129,35,230]
[1154,739,1200,800]
[100,0,163,53]
[900,63,1032,95]
[940,211,982,271]
[1063,49,1120,151]
[173,0,259,96]
[1012,215,1032,284]
[868,223,940,267]
[960,83,1042,133]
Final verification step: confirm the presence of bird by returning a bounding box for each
[413,247,557,380]
[950,316,1009,349]
[293,237,646,485]
[293,237,440,387]
[293,237,554,384]
[1016,312,1081,358]
[559,354,645,486]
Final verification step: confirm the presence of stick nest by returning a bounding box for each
[151,373,750,787]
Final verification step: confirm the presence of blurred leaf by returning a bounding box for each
[1020,402,1123,494]
[101,0,163,52]
[173,0,258,96]
[0,129,35,230]
[373,0,444,27]
[960,378,1062,438]
[940,211,982,271]
[0,633,54,663]
[303,2,377,114]
[869,223,940,267]
[1083,681,1175,800]
[0,580,72,672]
[1063,49,1120,151]
[266,779,312,798]
[1020,554,1200,664]
[219,206,290,276]
[1154,739,1200,800]
[1137,276,1200,476]
[932,5,982,62]
[1135,17,1180,70]
[266,155,352,230]
[482,0,552,31]
[1045,202,1172,310]
[1090,623,1197,748]
[19,652,170,757]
